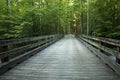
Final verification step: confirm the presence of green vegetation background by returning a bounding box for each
[0,0,120,39]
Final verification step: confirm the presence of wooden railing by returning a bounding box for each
[0,34,63,75]
[77,35,120,75]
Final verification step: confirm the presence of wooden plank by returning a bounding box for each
[0,35,57,47]
[80,35,120,59]
[80,37,119,58]
[77,36,120,75]
[82,35,120,47]
[78,37,120,76]
[0,35,63,59]
[0,34,62,62]
[0,35,119,80]
[0,41,46,58]
[0,36,62,75]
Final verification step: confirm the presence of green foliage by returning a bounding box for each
[75,0,120,39]
[89,0,120,39]
[0,0,75,39]
[0,0,120,39]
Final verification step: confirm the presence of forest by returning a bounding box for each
[0,0,120,39]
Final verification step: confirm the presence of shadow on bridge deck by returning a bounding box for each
[0,34,120,80]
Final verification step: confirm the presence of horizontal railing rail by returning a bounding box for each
[0,34,63,75]
[82,35,120,47]
[78,35,120,63]
[0,35,57,47]
[81,36,120,59]
[77,35,120,75]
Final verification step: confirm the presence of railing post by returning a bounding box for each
[49,36,51,44]
[53,36,55,42]
[56,35,58,40]
[49,36,52,44]
[1,46,9,63]
[116,47,120,64]
[99,42,104,53]
[45,36,48,45]
[51,35,54,43]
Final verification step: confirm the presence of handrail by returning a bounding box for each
[82,35,120,47]
[79,35,120,62]
[0,34,63,75]
[0,35,56,47]
[0,41,45,58]
[77,35,120,75]
[80,36,119,57]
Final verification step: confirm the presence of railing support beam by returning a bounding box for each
[1,46,9,63]
[116,47,120,64]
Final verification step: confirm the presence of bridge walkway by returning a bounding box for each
[0,35,120,80]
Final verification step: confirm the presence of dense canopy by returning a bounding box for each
[0,0,120,39]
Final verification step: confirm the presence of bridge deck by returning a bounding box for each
[0,35,120,80]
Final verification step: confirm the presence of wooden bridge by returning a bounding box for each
[0,34,120,80]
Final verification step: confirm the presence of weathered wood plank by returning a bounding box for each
[0,35,57,47]
[80,37,120,58]
[82,35,120,47]
[77,35,120,76]
[0,35,120,80]
[0,35,63,75]
[80,35,120,60]
[0,41,46,58]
